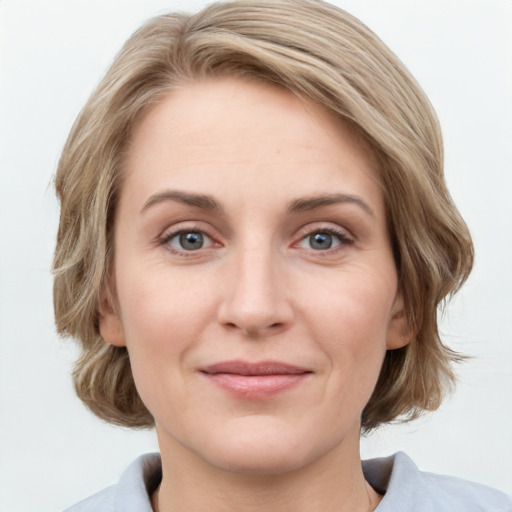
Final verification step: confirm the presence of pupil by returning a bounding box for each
[311,232,332,250]
[180,232,203,250]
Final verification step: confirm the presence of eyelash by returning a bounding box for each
[294,226,353,254]
[159,226,218,257]
[158,224,353,257]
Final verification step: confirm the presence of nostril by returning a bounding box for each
[221,320,286,337]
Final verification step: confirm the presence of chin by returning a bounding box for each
[192,417,339,476]
[209,442,311,476]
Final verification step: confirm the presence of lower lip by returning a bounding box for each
[202,373,309,399]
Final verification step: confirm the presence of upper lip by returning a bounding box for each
[200,360,312,376]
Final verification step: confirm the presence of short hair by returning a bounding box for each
[53,0,473,431]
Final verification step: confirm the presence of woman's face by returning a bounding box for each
[100,77,407,474]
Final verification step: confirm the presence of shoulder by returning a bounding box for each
[63,453,161,512]
[364,452,512,512]
[63,485,116,512]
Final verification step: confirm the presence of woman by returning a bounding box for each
[53,1,512,510]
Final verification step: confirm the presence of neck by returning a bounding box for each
[152,424,381,512]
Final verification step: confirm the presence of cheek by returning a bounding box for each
[114,266,216,399]
[117,258,215,342]
[301,268,395,385]
[306,268,395,341]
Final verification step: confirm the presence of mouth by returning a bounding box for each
[199,360,313,399]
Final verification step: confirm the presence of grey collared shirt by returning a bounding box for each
[64,452,512,511]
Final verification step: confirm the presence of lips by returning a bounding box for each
[199,360,312,399]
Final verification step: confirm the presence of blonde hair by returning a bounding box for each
[53,0,473,431]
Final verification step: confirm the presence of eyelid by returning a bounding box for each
[168,230,214,251]
[292,223,354,251]
[294,222,353,241]
[157,222,222,256]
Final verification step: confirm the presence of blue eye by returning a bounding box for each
[168,231,212,251]
[299,230,349,251]
[309,232,335,250]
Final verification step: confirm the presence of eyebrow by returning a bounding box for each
[141,190,222,213]
[141,189,374,217]
[287,193,374,217]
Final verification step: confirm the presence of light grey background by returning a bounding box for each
[1,1,511,510]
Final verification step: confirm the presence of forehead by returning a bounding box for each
[122,77,384,215]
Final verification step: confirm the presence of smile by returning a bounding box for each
[199,360,313,399]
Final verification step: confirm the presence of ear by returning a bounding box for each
[97,285,126,347]
[386,292,415,350]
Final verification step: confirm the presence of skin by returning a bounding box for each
[99,77,408,512]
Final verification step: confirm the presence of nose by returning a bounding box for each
[217,244,294,338]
